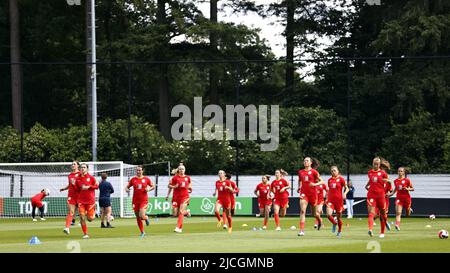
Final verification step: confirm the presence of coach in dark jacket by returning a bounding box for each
[99,173,114,228]
[346,180,355,219]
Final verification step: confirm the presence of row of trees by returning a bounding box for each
[1,0,449,173]
[1,109,449,174]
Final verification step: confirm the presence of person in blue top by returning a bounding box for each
[346,180,355,219]
[99,172,114,228]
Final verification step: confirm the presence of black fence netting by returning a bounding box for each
[1,57,450,175]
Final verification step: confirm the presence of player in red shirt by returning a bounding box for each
[314,183,328,229]
[31,188,50,221]
[167,164,192,233]
[75,163,99,239]
[60,161,80,235]
[297,157,325,236]
[126,165,155,237]
[374,161,394,231]
[384,180,394,230]
[214,170,233,233]
[222,173,239,230]
[254,175,272,229]
[365,157,390,238]
[326,166,349,237]
[227,173,239,215]
[271,169,290,231]
[392,167,414,231]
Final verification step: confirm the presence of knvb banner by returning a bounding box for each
[124,197,253,215]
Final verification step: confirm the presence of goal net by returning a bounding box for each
[0,161,170,219]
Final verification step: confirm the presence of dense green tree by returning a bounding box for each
[381,111,449,173]
[0,0,449,174]
[314,0,450,170]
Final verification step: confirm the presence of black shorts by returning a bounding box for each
[99,198,111,208]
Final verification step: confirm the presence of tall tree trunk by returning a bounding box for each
[86,0,93,124]
[157,0,170,140]
[209,0,219,104]
[159,64,170,140]
[285,0,295,93]
[9,0,22,132]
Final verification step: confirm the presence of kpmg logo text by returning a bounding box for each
[171,97,279,151]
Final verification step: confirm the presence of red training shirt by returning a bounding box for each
[75,173,98,204]
[255,182,271,201]
[367,169,388,197]
[128,176,153,204]
[271,178,289,199]
[67,171,80,200]
[394,178,412,199]
[171,175,191,199]
[298,169,320,195]
[327,176,346,202]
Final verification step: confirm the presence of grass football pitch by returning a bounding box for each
[0,216,449,253]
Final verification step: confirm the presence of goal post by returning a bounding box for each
[0,161,171,219]
[120,161,172,218]
[0,161,128,219]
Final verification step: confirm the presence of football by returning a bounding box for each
[438,230,448,239]
[429,214,436,220]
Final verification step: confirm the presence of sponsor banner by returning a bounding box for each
[124,197,253,215]
[251,197,450,217]
[0,197,121,217]
[0,197,253,216]
[2,197,449,217]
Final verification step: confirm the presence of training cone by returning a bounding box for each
[29,236,41,245]
[242,224,248,227]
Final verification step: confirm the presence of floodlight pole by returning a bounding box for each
[90,0,97,162]
[67,0,96,161]
[346,62,352,183]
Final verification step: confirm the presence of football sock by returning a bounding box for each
[215,211,221,222]
[177,213,184,229]
[380,213,387,234]
[328,215,337,225]
[81,223,87,235]
[65,213,73,228]
[31,206,36,219]
[227,214,232,228]
[136,218,144,233]
[368,212,375,230]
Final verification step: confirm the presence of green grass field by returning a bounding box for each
[0,216,449,253]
